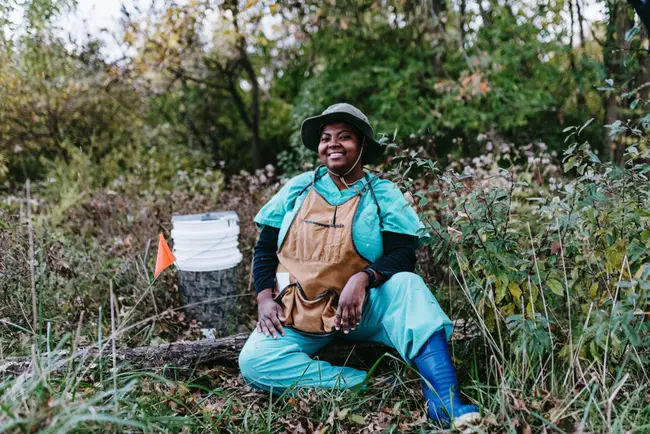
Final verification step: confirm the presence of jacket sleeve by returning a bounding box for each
[252,225,280,294]
[368,231,418,283]
[370,178,430,246]
[254,172,313,229]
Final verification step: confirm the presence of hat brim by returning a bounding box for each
[300,112,385,165]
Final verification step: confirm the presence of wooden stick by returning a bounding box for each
[26,180,37,337]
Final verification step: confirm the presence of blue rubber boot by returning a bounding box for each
[413,330,480,426]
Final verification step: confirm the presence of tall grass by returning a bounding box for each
[2,218,648,433]
[2,252,647,433]
[453,254,650,433]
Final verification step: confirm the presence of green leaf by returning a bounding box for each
[348,414,366,425]
[547,279,564,296]
[508,282,522,299]
[625,26,641,42]
[578,118,594,135]
[563,156,580,173]
[495,280,506,303]
[640,113,650,129]
[630,98,640,110]
[586,149,601,163]
[640,230,650,241]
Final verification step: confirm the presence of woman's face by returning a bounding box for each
[317,122,363,174]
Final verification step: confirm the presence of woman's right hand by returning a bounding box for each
[256,288,286,339]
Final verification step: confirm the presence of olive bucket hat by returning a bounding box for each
[300,103,385,164]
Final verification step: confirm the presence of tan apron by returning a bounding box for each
[273,170,377,334]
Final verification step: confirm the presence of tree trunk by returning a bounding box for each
[569,0,586,110]
[576,0,587,49]
[459,0,466,43]
[241,52,262,170]
[603,2,634,162]
[635,27,650,100]
[432,0,446,30]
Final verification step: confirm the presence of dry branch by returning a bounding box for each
[1,320,478,378]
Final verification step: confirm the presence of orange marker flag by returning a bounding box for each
[154,233,177,278]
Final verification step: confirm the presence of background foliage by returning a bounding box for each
[2,0,650,432]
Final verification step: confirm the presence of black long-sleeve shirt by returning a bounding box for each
[253,225,417,294]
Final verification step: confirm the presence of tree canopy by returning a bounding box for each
[1,0,649,187]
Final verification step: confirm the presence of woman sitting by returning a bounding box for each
[238,103,480,428]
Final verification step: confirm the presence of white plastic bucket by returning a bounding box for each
[171,211,242,272]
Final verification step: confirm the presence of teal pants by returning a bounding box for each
[238,272,453,393]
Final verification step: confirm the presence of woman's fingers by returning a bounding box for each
[353,304,362,328]
[341,306,350,333]
[264,318,279,339]
[256,321,262,333]
[334,307,342,331]
[270,314,285,337]
[275,305,287,323]
[348,306,356,331]
[335,297,364,333]
[260,320,271,337]
[351,304,359,330]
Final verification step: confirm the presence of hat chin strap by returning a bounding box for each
[327,139,365,189]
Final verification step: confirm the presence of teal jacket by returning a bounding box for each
[254,167,427,263]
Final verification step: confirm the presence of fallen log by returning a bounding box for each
[0,333,398,378]
[1,320,478,378]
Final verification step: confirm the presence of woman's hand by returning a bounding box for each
[335,272,369,333]
[256,288,286,339]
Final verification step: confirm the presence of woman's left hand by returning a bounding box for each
[335,272,369,333]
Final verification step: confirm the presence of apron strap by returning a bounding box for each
[302,166,384,229]
[363,172,384,230]
[296,166,329,197]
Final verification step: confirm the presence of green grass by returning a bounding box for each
[1,281,648,434]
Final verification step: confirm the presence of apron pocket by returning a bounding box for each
[275,284,338,334]
[296,219,344,263]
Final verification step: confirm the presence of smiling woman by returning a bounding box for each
[318,123,365,188]
[237,103,481,429]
